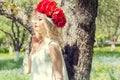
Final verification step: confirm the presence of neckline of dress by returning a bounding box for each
[35,38,51,53]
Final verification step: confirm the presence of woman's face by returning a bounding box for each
[32,12,46,36]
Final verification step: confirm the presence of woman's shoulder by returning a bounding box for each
[48,40,60,49]
[47,40,62,59]
[46,40,62,54]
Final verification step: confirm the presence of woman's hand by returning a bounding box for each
[23,55,31,74]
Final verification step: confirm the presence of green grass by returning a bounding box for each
[0,53,30,80]
[94,46,120,57]
[90,46,120,80]
[0,68,30,80]
[0,46,120,80]
[0,57,23,70]
[0,53,23,70]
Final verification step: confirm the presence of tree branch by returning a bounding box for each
[0,0,33,34]
[20,28,26,49]
[11,20,16,39]
[0,28,14,41]
[14,21,20,45]
[15,21,20,38]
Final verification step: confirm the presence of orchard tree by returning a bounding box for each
[57,0,98,79]
[96,0,120,50]
[0,19,27,61]
[0,0,33,61]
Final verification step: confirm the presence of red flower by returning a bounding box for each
[45,1,57,16]
[34,0,67,28]
[35,0,49,13]
[53,17,66,28]
[52,8,66,27]
[52,8,64,20]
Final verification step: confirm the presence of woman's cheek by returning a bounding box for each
[38,23,45,31]
[40,22,44,28]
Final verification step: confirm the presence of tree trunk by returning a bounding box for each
[60,0,98,80]
[110,36,117,51]
[111,43,115,51]
[9,46,13,54]
[14,51,19,62]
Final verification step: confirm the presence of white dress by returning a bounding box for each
[30,40,69,80]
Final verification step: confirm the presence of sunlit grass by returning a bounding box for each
[0,46,120,80]
[0,68,30,80]
[0,53,30,80]
[0,53,14,60]
[0,53,24,70]
[90,46,120,80]
[94,46,120,57]
[0,53,23,60]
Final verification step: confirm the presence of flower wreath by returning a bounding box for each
[34,0,66,28]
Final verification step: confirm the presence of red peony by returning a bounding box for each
[34,0,67,28]
[53,17,66,28]
[35,0,49,13]
[52,8,64,20]
[52,8,66,27]
[45,1,57,16]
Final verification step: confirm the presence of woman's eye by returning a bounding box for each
[39,19,42,21]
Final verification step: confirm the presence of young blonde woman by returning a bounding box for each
[23,0,69,80]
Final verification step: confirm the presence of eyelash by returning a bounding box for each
[39,19,42,21]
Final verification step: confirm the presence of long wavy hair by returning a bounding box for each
[45,17,64,48]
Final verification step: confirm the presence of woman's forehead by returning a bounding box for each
[34,12,45,18]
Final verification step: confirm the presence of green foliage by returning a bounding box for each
[0,47,9,53]
[91,46,120,80]
[0,69,30,80]
[0,38,3,44]
[0,53,23,70]
[96,0,120,41]
[94,46,120,57]
[0,53,30,80]
[6,0,37,13]
[0,15,30,52]
[0,47,120,80]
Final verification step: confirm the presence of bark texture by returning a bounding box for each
[59,0,98,80]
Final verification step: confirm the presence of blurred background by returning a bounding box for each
[0,0,120,80]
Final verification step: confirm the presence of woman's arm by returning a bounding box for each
[23,51,32,74]
[23,35,41,74]
[23,45,35,74]
[23,56,31,74]
[48,43,63,80]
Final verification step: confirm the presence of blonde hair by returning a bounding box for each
[39,13,64,48]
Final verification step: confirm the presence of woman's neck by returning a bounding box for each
[43,37,51,43]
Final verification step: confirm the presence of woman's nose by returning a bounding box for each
[34,22,37,24]
[33,21,38,25]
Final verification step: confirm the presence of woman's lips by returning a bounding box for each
[34,25,38,28]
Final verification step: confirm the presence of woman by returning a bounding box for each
[23,0,69,80]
